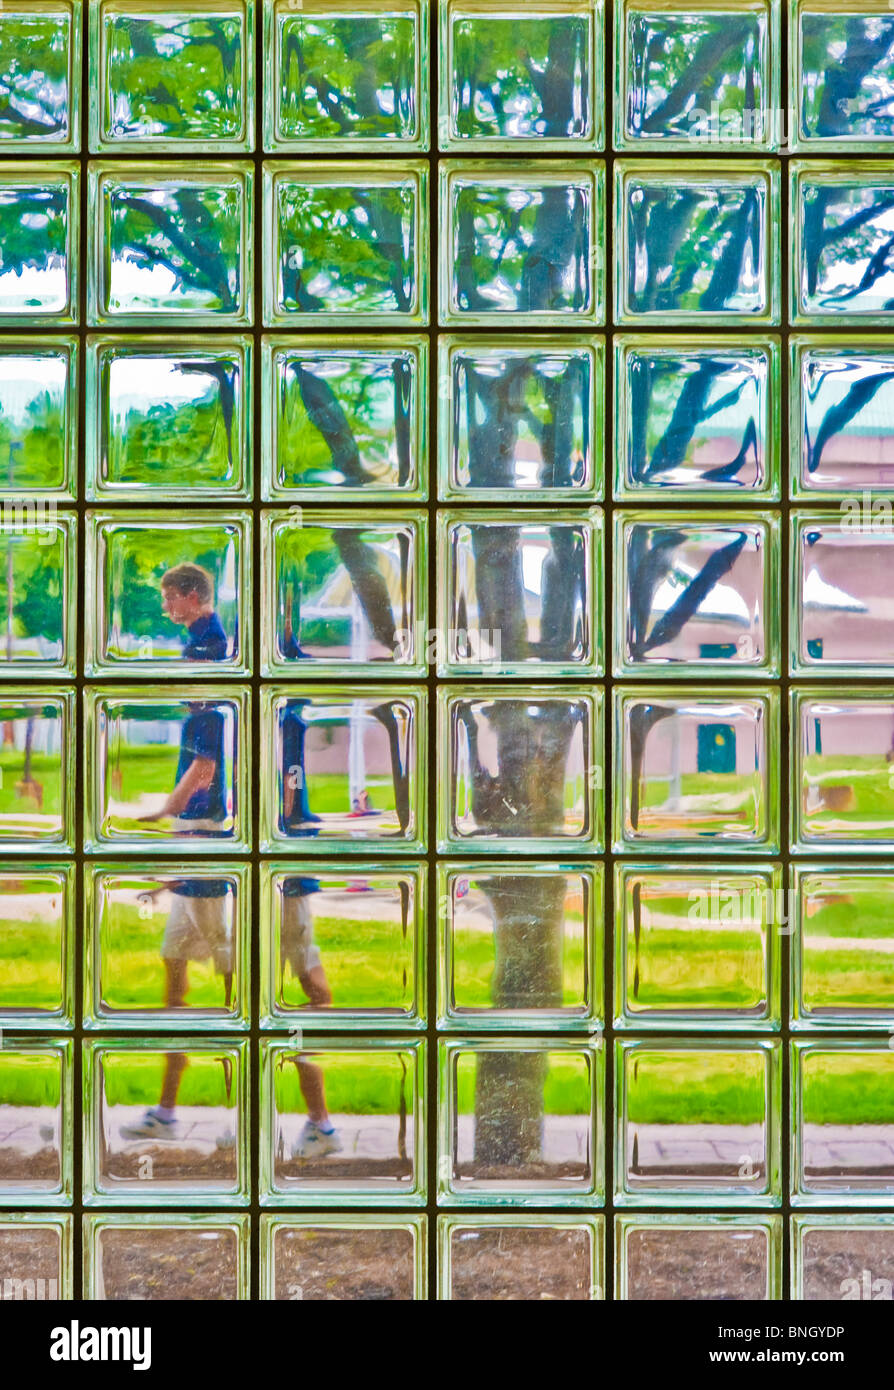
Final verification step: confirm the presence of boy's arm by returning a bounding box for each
[138,755,216,821]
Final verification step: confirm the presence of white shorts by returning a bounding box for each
[281,894,322,977]
[161,893,232,973]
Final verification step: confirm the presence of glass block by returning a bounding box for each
[438,509,602,677]
[616,1215,781,1300]
[792,689,894,852]
[0,164,78,324]
[792,163,894,324]
[615,1039,781,1206]
[614,0,779,150]
[86,336,252,500]
[263,509,425,677]
[84,1038,249,1206]
[615,161,780,325]
[614,512,779,676]
[261,1038,425,1206]
[438,1215,603,1300]
[793,1041,894,1203]
[90,1,254,152]
[439,863,602,1032]
[792,2,894,151]
[0,1214,72,1300]
[0,864,72,1028]
[0,690,72,851]
[613,687,779,853]
[614,864,781,1030]
[439,161,605,326]
[262,686,425,853]
[85,863,250,1030]
[0,3,80,151]
[85,687,249,853]
[263,162,428,326]
[440,0,603,150]
[262,336,427,501]
[793,868,894,1029]
[83,1213,250,1300]
[438,336,603,501]
[792,337,894,497]
[0,339,77,499]
[260,862,424,1030]
[86,511,251,676]
[438,1038,603,1207]
[0,511,75,676]
[613,336,780,500]
[88,162,252,326]
[261,1215,425,1300]
[794,1215,894,1300]
[266,0,429,152]
[438,687,603,853]
[0,1039,72,1206]
[792,512,894,674]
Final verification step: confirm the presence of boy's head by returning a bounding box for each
[161,562,215,625]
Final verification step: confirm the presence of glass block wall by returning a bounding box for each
[1,0,894,1303]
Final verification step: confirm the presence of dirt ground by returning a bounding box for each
[273,1227,416,1300]
[94,1227,240,1301]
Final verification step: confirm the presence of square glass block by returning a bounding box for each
[614,864,781,1031]
[85,511,251,677]
[88,163,252,326]
[83,1213,250,1300]
[793,512,894,674]
[613,336,779,500]
[0,3,80,150]
[262,686,425,853]
[438,1038,603,1207]
[438,337,603,501]
[261,1215,425,1301]
[792,2,894,151]
[0,1039,72,1206]
[439,863,602,1032]
[438,509,602,677]
[793,690,894,852]
[0,164,78,324]
[440,0,603,151]
[615,1215,781,1301]
[85,687,250,853]
[86,336,252,501]
[615,1039,781,1206]
[793,868,894,1030]
[792,337,894,497]
[793,1041,894,1204]
[84,1038,249,1206]
[0,339,77,499]
[89,1,254,152]
[263,162,428,327]
[614,0,779,151]
[615,161,780,325]
[263,509,425,677]
[614,512,779,677]
[438,1215,603,1301]
[0,690,72,852]
[266,0,428,152]
[792,163,894,325]
[261,1038,425,1206]
[439,162,605,326]
[260,863,425,1031]
[0,1215,72,1300]
[613,687,779,853]
[262,337,427,501]
[793,1215,894,1300]
[438,687,603,853]
[0,512,76,676]
[85,863,250,1030]
[0,864,73,1028]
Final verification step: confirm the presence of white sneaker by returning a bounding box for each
[292,1120,343,1159]
[120,1109,180,1141]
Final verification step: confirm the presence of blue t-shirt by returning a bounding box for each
[183,610,228,662]
[176,705,226,822]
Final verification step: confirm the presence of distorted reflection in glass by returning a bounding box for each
[795,519,894,669]
[0,1043,69,1201]
[0,868,70,1024]
[797,344,894,493]
[442,1220,597,1301]
[797,9,894,145]
[0,344,75,494]
[794,870,894,1025]
[0,696,68,845]
[795,694,894,846]
[0,171,75,319]
[795,170,894,318]
[796,1044,894,1197]
[620,1220,774,1301]
[0,6,76,145]
[87,1218,244,1300]
[0,521,72,671]
[265,1221,419,1301]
